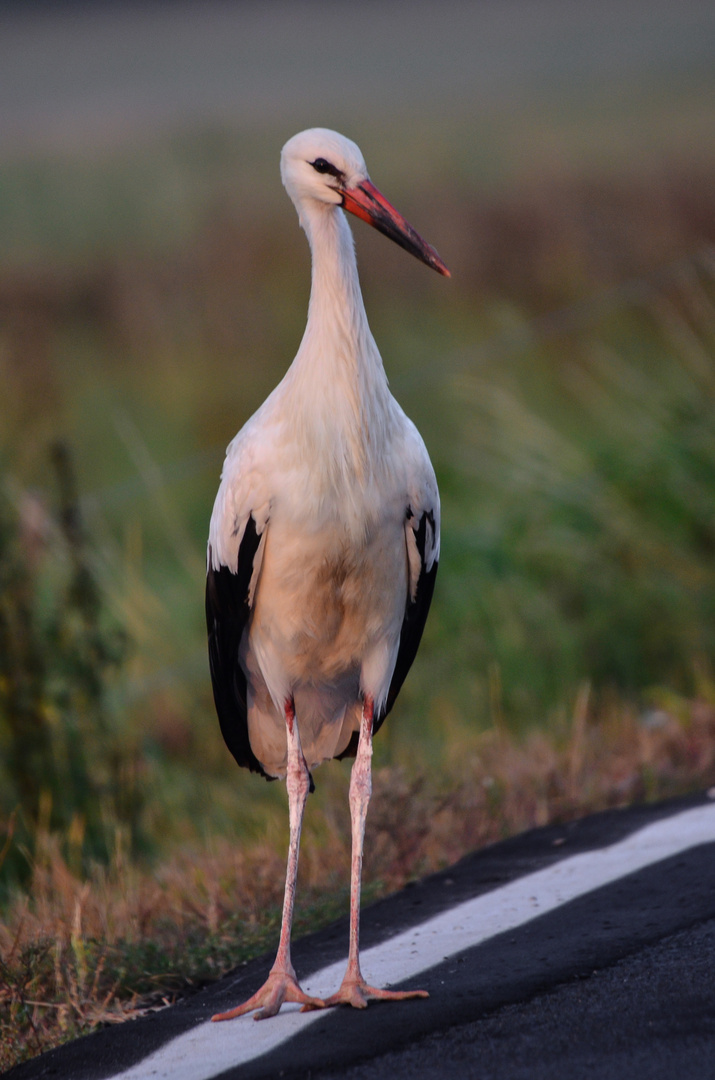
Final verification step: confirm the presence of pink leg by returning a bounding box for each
[212,701,326,1021]
[315,695,428,1009]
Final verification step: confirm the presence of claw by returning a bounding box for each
[212,969,326,1022]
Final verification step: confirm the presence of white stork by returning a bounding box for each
[206,128,449,1021]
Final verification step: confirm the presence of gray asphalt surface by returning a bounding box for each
[319,919,715,1080]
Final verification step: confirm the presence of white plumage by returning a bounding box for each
[206,128,448,1020]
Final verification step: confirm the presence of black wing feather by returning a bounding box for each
[337,508,438,759]
[206,516,272,780]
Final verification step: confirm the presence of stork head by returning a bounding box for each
[281,128,450,277]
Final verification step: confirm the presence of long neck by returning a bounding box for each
[285,202,391,483]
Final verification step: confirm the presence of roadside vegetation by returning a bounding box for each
[1,139,715,1069]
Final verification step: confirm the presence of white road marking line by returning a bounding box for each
[112,802,715,1080]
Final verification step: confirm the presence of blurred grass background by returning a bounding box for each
[2,0,715,1065]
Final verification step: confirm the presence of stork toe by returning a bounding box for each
[307,976,429,1011]
[212,970,326,1022]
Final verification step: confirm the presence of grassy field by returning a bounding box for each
[2,1,715,1067]
[2,150,715,1066]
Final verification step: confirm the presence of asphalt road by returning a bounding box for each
[8,792,715,1080]
[323,918,715,1080]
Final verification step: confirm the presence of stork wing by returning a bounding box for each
[336,505,438,761]
[375,507,439,734]
[206,515,271,779]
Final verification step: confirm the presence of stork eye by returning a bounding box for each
[311,157,342,179]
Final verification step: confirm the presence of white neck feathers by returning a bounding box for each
[283,203,392,485]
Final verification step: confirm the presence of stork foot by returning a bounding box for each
[212,970,326,1022]
[305,977,428,1011]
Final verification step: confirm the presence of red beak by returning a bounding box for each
[341,179,451,278]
